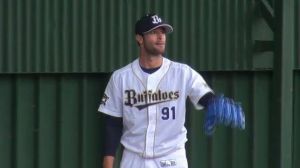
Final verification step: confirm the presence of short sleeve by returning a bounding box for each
[98,73,123,117]
[188,68,213,110]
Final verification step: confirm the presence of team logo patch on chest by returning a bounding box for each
[124,89,179,110]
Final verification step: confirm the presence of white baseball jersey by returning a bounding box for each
[98,57,212,158]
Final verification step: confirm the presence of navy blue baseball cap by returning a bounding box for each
[135,13,173,35]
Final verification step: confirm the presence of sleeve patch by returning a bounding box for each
[100,93,109,105]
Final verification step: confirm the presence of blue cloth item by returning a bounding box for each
[204,95,245,135]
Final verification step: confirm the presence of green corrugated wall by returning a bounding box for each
[0,0,254,72]
[297,0,300,69]
[295,72,300,168]
[1,0,298,71]
[0,74,111,168]
[0,0,298,168]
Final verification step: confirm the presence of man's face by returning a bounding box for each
[141,27,166,56]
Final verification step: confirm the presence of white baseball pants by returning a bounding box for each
[120,148,188,168]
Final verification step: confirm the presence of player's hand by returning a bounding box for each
[103,156,115,168]
[204,95,245,135]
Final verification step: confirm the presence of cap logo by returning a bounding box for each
[151,15,162,24]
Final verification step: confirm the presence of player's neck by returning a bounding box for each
[139,54,163,69]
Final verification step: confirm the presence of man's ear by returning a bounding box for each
[135,34,143,46]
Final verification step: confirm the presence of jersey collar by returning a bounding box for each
[131,57,171,89]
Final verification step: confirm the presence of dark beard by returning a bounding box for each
[144,44,165,56]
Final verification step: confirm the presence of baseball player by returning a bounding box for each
[98,13,245,168]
